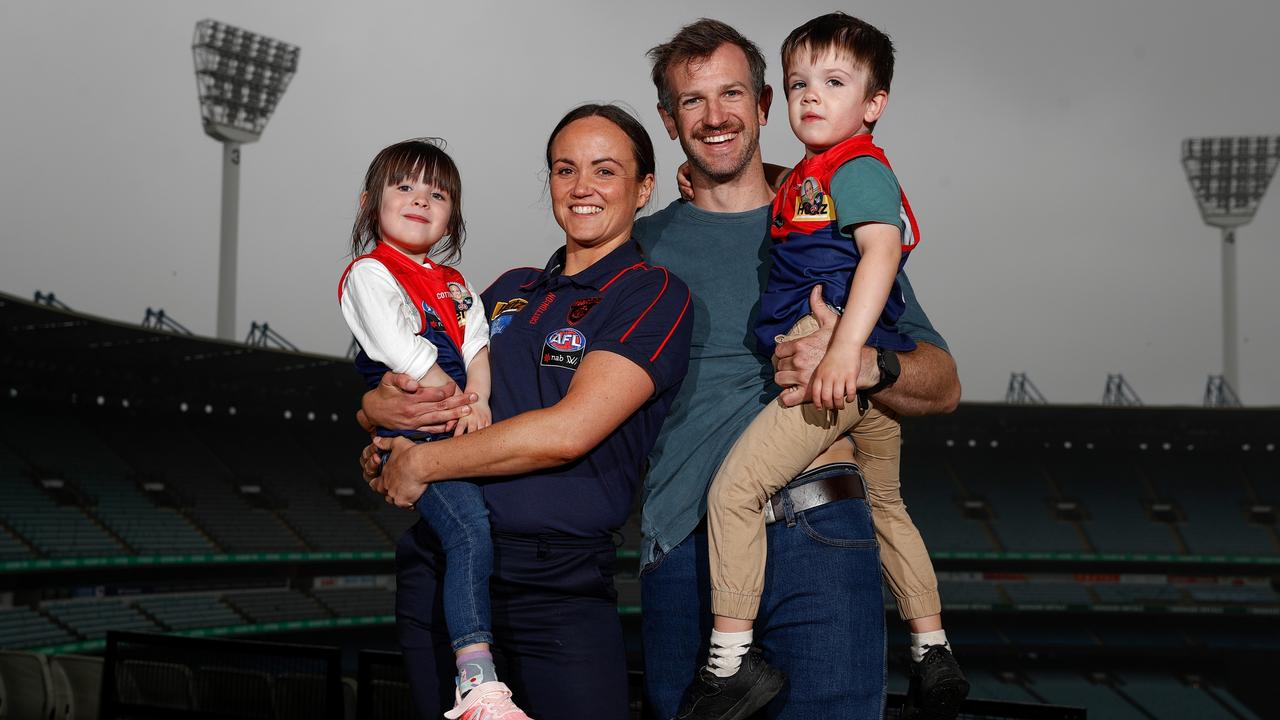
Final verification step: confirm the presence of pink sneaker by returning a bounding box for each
[442,681,532,720]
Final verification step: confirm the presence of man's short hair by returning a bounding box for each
[647,18,767,115]
[780,12,895,98]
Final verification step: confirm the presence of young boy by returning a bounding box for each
[676,13,968,720]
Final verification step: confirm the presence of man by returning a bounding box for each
[633,19,961,720]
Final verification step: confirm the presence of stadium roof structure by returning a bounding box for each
[0,291,363,417]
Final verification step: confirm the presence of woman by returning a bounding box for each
[361,104,692,720]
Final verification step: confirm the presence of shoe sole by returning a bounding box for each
[912,676,970,720]
[716,669,786,720]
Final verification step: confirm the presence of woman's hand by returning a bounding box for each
[371,435,430,509]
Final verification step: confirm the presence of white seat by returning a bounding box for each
[0,650,56,719]
[50,655,102,720]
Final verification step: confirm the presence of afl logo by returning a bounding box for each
[542,328,586,370]
[546,328,584,351]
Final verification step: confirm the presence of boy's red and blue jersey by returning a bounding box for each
[756,134,920,356]
[338,241,471,395]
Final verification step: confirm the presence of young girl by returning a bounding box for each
[338,138,530,720]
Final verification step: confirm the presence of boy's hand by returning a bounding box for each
[810,345,862,411]
[676,161,694,201]
[453,399,492,437]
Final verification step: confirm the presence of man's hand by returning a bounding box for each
[775,287,878,407]
[362,371,476,433]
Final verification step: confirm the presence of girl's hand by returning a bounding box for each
[810,345,862,411]
[453,399,492,437]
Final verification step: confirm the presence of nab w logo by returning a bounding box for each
[542,328,586,371]
[546,329,585,352]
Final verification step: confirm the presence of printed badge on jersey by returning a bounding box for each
[542,327,586,370]
[420,302,446,333]
[447,281,474,325]
[792,176,834,221]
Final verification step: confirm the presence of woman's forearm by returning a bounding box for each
[380,351,656,502]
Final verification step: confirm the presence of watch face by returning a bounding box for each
[881,349,901,380]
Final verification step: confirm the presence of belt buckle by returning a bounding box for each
[763,497,778,524]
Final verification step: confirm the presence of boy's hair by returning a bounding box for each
[780,12,895,99]
[350,138,466,264]
[647,18,767,116]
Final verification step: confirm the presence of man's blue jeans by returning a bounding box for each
[640,463,886,719]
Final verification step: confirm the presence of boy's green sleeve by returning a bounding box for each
[829,156,905,239]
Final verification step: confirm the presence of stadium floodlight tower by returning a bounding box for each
[192,20,299,341]
[1181,136,1280,400]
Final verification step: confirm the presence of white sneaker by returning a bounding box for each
[442,681,533,720]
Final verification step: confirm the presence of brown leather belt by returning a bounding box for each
[763,470,866,524]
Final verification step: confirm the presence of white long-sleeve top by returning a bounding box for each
[340,257,489,382]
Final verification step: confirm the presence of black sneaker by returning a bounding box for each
[674,647,787,720]
[902,644,969,720]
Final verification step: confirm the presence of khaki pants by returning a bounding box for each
[707,314,941,621]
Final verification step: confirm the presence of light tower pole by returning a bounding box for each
[192,20,299,340]
[1181,136,1279,400]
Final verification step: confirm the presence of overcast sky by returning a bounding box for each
[2,1,1278,406]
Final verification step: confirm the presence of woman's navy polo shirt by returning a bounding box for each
[479,240,692,538]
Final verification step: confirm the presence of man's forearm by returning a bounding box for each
[873,342,960,416]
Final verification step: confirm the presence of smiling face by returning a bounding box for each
[659,43,770,183]
[548,116,654,253]
[369,171,453,259]
[785,46,887,156]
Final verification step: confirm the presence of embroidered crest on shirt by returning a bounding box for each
[488,297,528,338]
[567,297,601,325]
[542,327,586,370]
[792,176,833,221]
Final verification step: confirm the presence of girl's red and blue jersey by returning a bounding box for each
[339,243,475,439]
[756,134,921,356]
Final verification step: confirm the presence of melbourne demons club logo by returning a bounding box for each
[542,328,586,370]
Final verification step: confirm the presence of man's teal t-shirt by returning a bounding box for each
[634,199,947,566]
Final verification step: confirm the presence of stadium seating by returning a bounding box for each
[1116,672,1257,719]
[311,586,394,618]
[199,422,394,552]
[224,588,333,624]
[42,598,162,642]
[1000,580,1094,606]
[1048,457,1183,555]
[900,455,996,552]
[98,423,310,554]
[949,455,1086,553]
[134,594,247,631]
[0,607,75,649]
[1026,671,1146,719]
[1144,456,1278,556]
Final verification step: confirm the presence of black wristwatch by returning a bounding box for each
[865,347,900,396]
